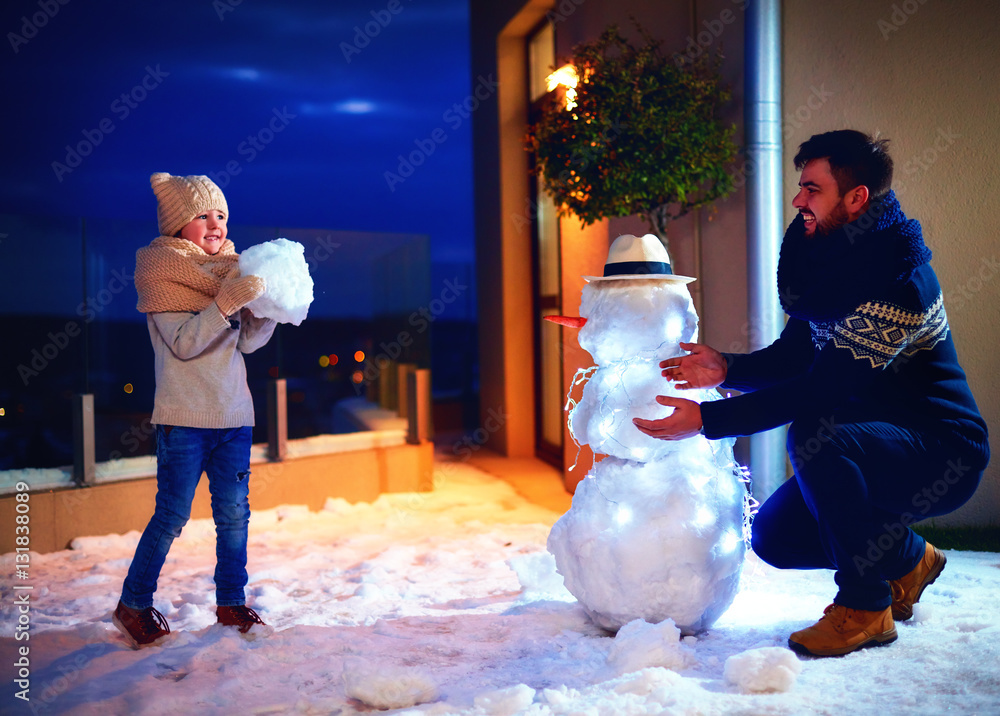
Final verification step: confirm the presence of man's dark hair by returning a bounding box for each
[794,130,893,199]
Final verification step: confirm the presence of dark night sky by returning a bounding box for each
[0,0,473,268]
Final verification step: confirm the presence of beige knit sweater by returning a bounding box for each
[136,236,276,428]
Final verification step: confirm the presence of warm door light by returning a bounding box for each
[546,64,579,110]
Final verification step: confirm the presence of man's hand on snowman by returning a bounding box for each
[660,342,727,389]
[633,396,702,440]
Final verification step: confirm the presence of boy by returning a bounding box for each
[113,172,276,647]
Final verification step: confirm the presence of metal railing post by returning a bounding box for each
[268,378,287,461]
[406,369,431,444]
[397,363,416,419]
[73,393,95,486]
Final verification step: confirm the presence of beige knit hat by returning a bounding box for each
[150,172,229,237]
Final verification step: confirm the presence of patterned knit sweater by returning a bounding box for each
[701,194,988,459]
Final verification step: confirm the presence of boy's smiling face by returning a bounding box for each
[179,209,228,254]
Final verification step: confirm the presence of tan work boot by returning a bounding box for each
[788,604,897,657]
[890,541,946,621]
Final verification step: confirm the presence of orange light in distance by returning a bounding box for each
[354,350,365,363]
[351,371,364,384]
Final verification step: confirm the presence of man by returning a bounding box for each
[633,130,989,657]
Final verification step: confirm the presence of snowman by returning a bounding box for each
[546,234,749,635]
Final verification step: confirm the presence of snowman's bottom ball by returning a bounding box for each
[547,450,746,634]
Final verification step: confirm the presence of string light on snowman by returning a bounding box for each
[546,233,752,635]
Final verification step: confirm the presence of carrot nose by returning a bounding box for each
[544,315,588,328]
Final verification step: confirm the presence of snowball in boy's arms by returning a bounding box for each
[239,239,314,325]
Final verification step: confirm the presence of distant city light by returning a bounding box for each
[0,408,5,416]
[319,355,330,368]
[123,383,133,394]
[351,371,364,384]
[329,354,339,366]
[354,350,365,363]
[268,366,280,379]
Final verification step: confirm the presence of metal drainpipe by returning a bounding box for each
[744,0,786,500]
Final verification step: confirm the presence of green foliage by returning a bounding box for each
[526,23,737,250]
[912,525,1000,552]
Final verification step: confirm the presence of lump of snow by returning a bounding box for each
[508,551,572,598]
[247,584,285,613]
[342,659,438,710]
[70,533,140,552]
[275,504,312,522]
[239,238,314,325]
[612,666,684,696]
[723,646,803,693]
[473,684,536,716]
[605,618,692,676]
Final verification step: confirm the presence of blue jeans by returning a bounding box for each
[751,414,987,611]
[121,425,253,609]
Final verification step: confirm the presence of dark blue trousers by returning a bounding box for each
[750,414,986,611]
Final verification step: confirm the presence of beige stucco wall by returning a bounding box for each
[783,0,1000,526]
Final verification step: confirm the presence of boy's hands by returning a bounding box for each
[660,342,727,389]
[216,274,266,318]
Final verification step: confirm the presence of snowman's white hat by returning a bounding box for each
[583,233,696,283]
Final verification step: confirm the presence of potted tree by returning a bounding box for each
[526,23,738,255]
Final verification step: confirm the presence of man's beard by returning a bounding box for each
[814,202,851,237]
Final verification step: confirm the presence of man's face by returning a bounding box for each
[791,158,851,237]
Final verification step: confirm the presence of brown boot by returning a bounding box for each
[788,604,897,657]
[217,605,270,635]
[890,541,946,621]
[112,600,170,649]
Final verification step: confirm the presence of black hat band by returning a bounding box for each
[603,261,672,277]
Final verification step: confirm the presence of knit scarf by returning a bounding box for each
[776,191,932,322]
[135,236,240,313]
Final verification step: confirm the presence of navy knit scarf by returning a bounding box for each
[776,191,933,322]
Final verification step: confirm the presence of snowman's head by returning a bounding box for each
[578,278,699,365]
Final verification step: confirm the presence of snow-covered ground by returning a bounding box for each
[2,457,999,715]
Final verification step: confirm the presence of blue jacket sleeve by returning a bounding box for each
[719,317,814,393]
